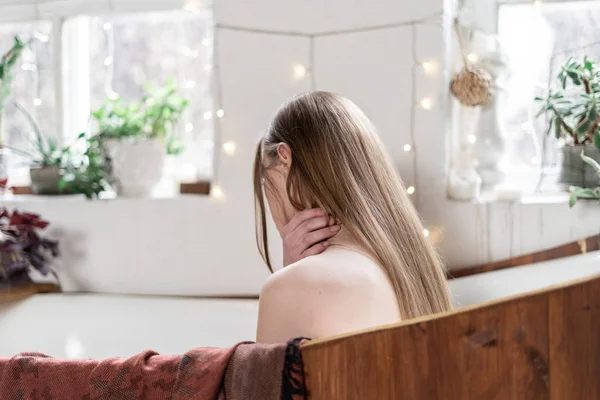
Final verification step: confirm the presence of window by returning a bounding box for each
[498,0,600,191]
[1,5,214,191]
[0,21,56,185]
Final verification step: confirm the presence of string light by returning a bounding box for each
[34,31,49,43]
[407,186,415,195]
[467,53,478,63]
[419,97,433,110]
[182,48,199,58]
[293,64,307,79]
[211,185,224,199]
[216,109,225,118]
[421,60,438,75]
[183,0,202,13]
[185,123,194,132]
[533,0,542,8]
[106,90,120,100]
[223,141,236,156]
[33,98,42,106]
[103,22,112,31]
[203,111,212,120]
[21,63,37,71]
[201,38,210,46]
[403,144,412,152]
[423,229,430,238]
[183,80,196,89]
[467,134,477,144]
[103,56,113,66]
[204,64,213,71]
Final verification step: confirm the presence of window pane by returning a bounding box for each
[87,10,214,179]
[499,1,600,180]
[0,21,56,184]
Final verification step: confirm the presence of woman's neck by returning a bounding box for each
[328,226,358,250]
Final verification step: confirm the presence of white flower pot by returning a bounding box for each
[105,138,165,197]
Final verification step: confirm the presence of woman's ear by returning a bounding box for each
[277,143,292,170]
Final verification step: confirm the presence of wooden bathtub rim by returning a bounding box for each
[300,271,600,350]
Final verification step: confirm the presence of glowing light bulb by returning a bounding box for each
[407,186,415,195]
[33,98,42,106]
[201,38,210,46]
[21,63,37,72]
[419,97,433,110]
[183,48,199,58]
[533,0,542,8]
[107,90,120,100]
[34,31,49,43]
[467,53,478,63]
[185,123,194,132]
[183,80,196,89]
[103,22,112,31]
[216,109,225,118]
[204,64,212,71]
[403,144,412,152]
[203,111,212,120]
[103,56,113,66]
[467,134,477,144]
[421,60,437,75]
[184,0,201,12]
[223,141,236,156]
[145,98,155,106]
[293,65,307,79]
[211,185,224,199]
[423,229,430,238]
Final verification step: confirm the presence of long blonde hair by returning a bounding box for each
[253,91,452,319]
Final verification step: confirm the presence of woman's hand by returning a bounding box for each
[282,208,341,266]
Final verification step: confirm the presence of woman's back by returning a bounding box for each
[256,244,401,343]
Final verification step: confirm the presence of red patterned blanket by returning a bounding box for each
[0,338,306,400]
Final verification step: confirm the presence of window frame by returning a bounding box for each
[2,3,217,186]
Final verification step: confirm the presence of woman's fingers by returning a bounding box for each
[283,208,327,235]
[295,215,332,236]
[301,240,331,258]
[301,225,341,248]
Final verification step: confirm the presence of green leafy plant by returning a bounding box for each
[59,133,112,199]
[569,152,600,207]
[535,56,600,147]
[92,79,189,155]
[5,103,72,168]
[0,37,28,114]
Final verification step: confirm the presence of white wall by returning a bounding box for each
[3,0,599,296]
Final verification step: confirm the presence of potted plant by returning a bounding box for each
[0,37,28,191]
[6,103,73,194]
[93,80,189,197]
[60,132,113,199]
[0,207,60,296]
[536,56,600,188]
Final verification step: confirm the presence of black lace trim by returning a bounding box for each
[281,337,309,400]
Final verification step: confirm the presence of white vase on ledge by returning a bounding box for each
[105,137,165,198]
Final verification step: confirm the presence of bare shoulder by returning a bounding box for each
[256,249,391,343]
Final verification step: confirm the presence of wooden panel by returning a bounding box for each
[303,293,550,399]
[302,274,600,400]
[448,235,600,279]
[549,277,600,399]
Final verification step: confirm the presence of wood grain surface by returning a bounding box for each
[302,274,600,400]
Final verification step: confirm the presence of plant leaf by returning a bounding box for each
[581,151,600,176]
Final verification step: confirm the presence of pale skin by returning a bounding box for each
[256,144,402,343]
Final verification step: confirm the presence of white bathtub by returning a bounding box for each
[1,251,598,359]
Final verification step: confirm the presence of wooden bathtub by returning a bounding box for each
[301,272,600,399]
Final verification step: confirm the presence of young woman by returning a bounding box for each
[254,91,452,343]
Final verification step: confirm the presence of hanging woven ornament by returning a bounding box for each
[450,19,493,107]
